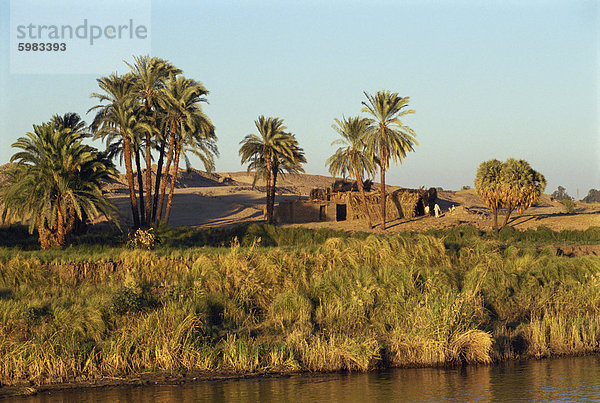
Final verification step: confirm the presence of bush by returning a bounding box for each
[559,199,576,214]
[584,227,600,241]
[534,226,556,242]
[127,228,160,249]
[551,186,573,201]
[498,225,517,242]
[110,284,159,315]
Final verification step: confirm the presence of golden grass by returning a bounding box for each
[0,229,599,386]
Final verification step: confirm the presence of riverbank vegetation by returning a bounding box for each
[1,224,599,388]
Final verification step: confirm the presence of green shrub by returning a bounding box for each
[110,284,159,315]
[584,227,600,241]
[498,225,516,242]
[559,199,576,214]
[127,228,160,249]
[24,304,53,323]
[535,226,556,242]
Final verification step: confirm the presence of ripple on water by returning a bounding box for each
[8,355,600,402]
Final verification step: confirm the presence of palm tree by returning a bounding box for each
[0,120,116,249]
[327,116,377,229]
[239,116,301,224]
[500,158,546,228]
[270,135,306,211]
[474,159,504,230]
[475,158,546,230]
[247,134,306,217]
[362,90,418,229]
[51,112,88,134]
[52,112,96,233]
[126,55,181,226]
[89,73,148,227]
[157,75,216,224]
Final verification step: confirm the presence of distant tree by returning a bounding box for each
[239,116,302,224]
[551,186,573,201]
[362,90,418,229]
[327,116,377,229]
[246,134,306,221]
[583,189,600,203]
[475,158,546,230]
[0,118,116,249]
[51,112,89,134]
[461,185,471,191]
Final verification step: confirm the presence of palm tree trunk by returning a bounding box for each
[353,165,372,229]
[265,152,273,224]
[36,217,51,250]
[66,208,77,234]
[123,136,140,228]
[152,137,166,223]
[134,147,146,225]
[145,132,153,226]
[164,141,181,224]
[158,128,176,222]
[271,166,278,224]
[501,203,514,229]
[380,145,386,230]
[493,205,499,231]
[56,199,66,247]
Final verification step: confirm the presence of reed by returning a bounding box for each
[0,225,599,387]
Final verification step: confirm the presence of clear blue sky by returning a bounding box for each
[1,0,598,197]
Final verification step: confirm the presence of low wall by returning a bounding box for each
[275,200,336,223]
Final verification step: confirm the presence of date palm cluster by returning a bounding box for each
[0,113,116,249]
[5,53,548,247]
[239,91,418,229]
[89,55,217,228]
[326,91,419,229]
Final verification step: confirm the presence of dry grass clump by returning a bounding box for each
[288,332,380,372]
[449,330,493,364]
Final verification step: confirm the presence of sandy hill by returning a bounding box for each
[102,169,343,196]
[1,164,598,232]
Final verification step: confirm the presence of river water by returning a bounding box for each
[11,355,600,402]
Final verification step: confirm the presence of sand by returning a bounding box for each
[103,169,600,233]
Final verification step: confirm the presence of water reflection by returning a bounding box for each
[9,355,600,402]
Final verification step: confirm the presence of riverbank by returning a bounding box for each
[1,224,600,397]
[0,369,295,399]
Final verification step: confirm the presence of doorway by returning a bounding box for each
[336,204,347,221]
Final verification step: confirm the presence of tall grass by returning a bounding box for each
[0,224,599,387]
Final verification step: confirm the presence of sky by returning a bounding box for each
[0,0,598,197]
